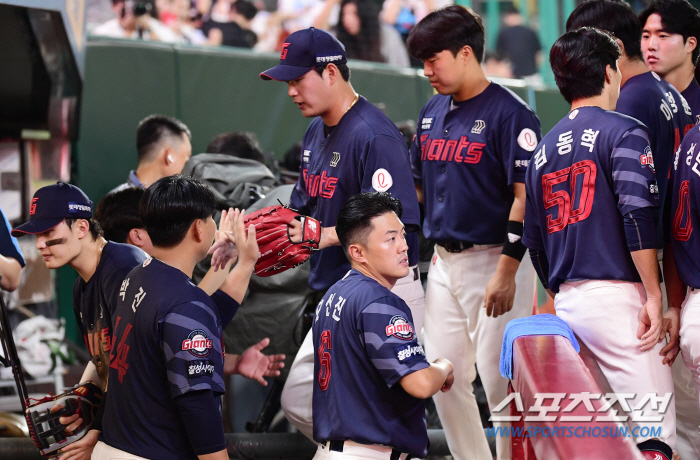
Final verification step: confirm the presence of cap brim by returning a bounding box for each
[260,65,314,82]
[11,218,65,237]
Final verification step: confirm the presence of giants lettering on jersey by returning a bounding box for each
[419,135,485,164]
[386,315,414,340]
[302,169,338,198]
[182,330,213,357]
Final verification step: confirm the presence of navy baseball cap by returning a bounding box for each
[260,28,347,81]
[12,182,93,237]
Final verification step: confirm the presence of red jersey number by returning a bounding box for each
[673,180,693,241]
[542,160,597,233]
[318,330,332,391]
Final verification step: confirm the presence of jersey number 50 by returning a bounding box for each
[318,330,332,391]
[542,160,597,233]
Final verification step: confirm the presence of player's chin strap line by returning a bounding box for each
[502,220,527,261]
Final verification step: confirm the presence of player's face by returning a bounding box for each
[35,221,83,269]
[362,212,410,283]
[287,69,331,118]
[422,49,468,96]
[642,13,693,77]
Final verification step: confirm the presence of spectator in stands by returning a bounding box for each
[164,0,210,44]
[0,207,24,292]
[482,51,514,78]
[496,6,542,81]
[203,0,259,48]
[92,0,183,43]
[112,114,192,192]
[206,131,266,164]
[380,0,443,40]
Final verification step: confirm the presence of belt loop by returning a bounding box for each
[390,450,400,460]
[413,266,419,281]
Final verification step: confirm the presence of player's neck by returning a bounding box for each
[321,84,358,127]
[452,70,490,103]
[134,163,163,188]
[71,237,108,282]
[662,61,696,93]
[352,264,397,290]
[150,245,199,279]
[571,92,614,112]
[619,57,648,87]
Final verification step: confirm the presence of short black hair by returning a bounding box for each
[550,27,621,104]
[566,0,643,61]
[233,0,257,20]
[94,187,145,243]
[136,115,191,163]
[407,5,485,63]
[64,218,104,241]
[336,192,403,259]
[313,63,351,81]
[206,131,265,164]
[140,175,216,248]
[639,0,700,65]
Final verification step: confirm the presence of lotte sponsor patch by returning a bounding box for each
[386,315,414,340]
[182,330,213,357]
[517,128,538,152]
[187,360,215,377]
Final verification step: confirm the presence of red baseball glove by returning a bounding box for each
[244,204,321,277]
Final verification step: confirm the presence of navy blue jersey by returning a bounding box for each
[669,124,700,288]
[0,208,24,267]
[290,96,421,291]
[615,71,694,247]
[523,107,659,292]
[410,83,542,244]
[72,242,147,388]
[682,79,700,125]
[101,257,239,460]
[312,270,430,457]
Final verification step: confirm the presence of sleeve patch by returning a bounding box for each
[182,330,213,357]
[187,360,215,377]
[395,342,425,363]
[385,315,414,340]
[517,128,538,152]
[372,168,393,192]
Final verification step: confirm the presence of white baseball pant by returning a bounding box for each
[556,279,676,448]
[424,244,535,460]
[91,441,150,460]
[313,440,411,460]
[680,288,700,413]
[281,267,426,441]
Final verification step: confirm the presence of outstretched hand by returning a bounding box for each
[224,338,285,385]
[209,208,238,271]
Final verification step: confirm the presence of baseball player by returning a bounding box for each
[312,192,453,460]
[523,27,675,459]
[96,176,258,460]
[640,0,700,122]
[667,123,700,414]
[565,7,699,458]
[259,27,424,440]
[406,6,539,459]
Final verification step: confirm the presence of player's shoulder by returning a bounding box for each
[126,257,205,306]
[330,270,398,307]
[347,97,404,139]
[488,82,534,112]
[102,242,149,270]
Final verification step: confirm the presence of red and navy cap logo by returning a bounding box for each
[280,42,290,60]
[182,330,213,357]
[386,315,414,340]
[30,198,38,215]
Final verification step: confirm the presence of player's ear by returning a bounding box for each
[347,243,365,263]
[74,219,91,240]
[163,147,174,166]
[326,63,338,85]
[128,228,146,247]
[461,45,472,63]
[192,219,205,243]
[604,64,613,85]
[686,36,697,54]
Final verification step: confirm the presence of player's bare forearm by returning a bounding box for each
[219,258,256,304]
[198,449,229,460]
[198,258,233,296]
[399,358,454,399]
[415,183,423,204]
[662,242,687,310]
[630,248,662,302]
[508,183,527,223]
[0,255,22,291]
[630,248,664,350]
[318,226,339,250]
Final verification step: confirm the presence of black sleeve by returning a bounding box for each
[623,208,657,251]
[529,249,550,290]
[91,394,106,432]
[210,290,240,326]
[174,390,226,455]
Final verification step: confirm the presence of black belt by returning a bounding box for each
[412,266,419,281]
[325,440,413,460]
[438,241,474,253]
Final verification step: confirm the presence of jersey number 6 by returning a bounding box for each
[318,330,332,391]
[542,160,597,234]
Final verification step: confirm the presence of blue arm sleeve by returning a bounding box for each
[623,207,657,252]
[174,389,226,455]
